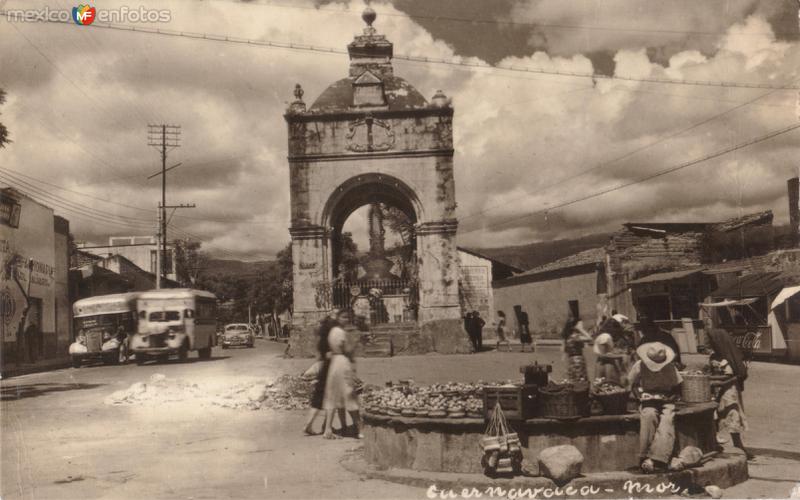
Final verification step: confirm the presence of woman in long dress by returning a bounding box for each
[303,316,337,435]
[323,311,362,439]
[707,329,753,459]
[562,312,593,383]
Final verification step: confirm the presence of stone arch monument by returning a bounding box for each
[284,8,465,355]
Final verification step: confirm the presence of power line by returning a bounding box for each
[228,0,794,38]
[0,173,254,260]
[0,178,153,230]
[459,122,800,235]
[5,20,157,179]
[6,16,797,90]
[0,165,284,225]
[0,170,154,227]
[459,78,798,227]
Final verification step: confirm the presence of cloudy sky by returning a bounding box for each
[1,0,799,260]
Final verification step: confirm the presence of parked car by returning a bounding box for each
[221,323,255,349]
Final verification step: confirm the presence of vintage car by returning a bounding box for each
[221,323,255,349]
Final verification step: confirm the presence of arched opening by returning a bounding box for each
[323,174,421,325]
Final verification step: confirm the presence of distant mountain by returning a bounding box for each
[204,258,274,277]
[471,233,612,271]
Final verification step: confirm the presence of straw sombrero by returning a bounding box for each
[636,341,676,372]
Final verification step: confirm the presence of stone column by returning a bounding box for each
[415,219,461,322]
[289,225,332,328]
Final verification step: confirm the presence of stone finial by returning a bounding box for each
[362,6,376,27]
[431,89,450,108]
[288,83,306,113]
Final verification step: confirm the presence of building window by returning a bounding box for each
[0,197,21,228]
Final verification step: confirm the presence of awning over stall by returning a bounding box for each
[709,272,784,299]
[699,298,759,308]
[628,268,705,285]
[770,285,800,311]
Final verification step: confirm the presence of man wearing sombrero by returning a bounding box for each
[627,338,683,473]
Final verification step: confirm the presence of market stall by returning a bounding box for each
[361,369,719,475]
[701,272,789,360]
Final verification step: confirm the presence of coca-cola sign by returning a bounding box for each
[733,331,761,350]
[726,326,772,355]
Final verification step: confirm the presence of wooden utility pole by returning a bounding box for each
[148,124,186,287]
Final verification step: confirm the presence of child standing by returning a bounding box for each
[496,311,510,352]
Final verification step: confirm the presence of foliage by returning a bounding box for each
[173,239,207,286]
[337,231,360,281]
[194,243,293,325]
[381,204,414,246]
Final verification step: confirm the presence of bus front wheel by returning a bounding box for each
[178,341,189,362]
[198,346,212,360]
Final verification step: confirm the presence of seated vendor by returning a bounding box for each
[628,340,683,473]
[593,333,628,385]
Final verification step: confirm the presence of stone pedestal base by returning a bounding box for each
[287,318,472,357]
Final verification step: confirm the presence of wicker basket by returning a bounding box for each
[537,385,590,419]
[681,373,711,403]
[592,388,630,415]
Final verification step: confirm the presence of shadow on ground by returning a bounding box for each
[748,447,800,462]
[1,383,106,401]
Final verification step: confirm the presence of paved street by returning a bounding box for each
[2,341,799,499]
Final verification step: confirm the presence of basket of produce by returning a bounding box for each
[591,380,630,415]
[537,381,590,419]
[483,384,537,420]
[680,371,712,403]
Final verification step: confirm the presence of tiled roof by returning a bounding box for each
[457,246,524,273]
[712,210,773,233]
[514,247,606,277]
[71,249,102,270]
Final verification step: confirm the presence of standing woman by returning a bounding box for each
[514,305,533,353]
[303,315,337,435]
[496,311,510,352]
[562,312,593,383]
[323,310,362,439]
[707,329,753,460]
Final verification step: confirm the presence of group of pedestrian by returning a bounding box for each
[303,310,363,439]
[464,310,485,353]
[467,306,534,353]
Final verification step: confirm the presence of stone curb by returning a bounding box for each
[341,452,747,499]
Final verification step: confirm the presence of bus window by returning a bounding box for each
[185,309,195,319]
[149,311,181,322]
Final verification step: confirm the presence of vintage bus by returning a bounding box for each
[69,292,139,367]
[131,289,217,364]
